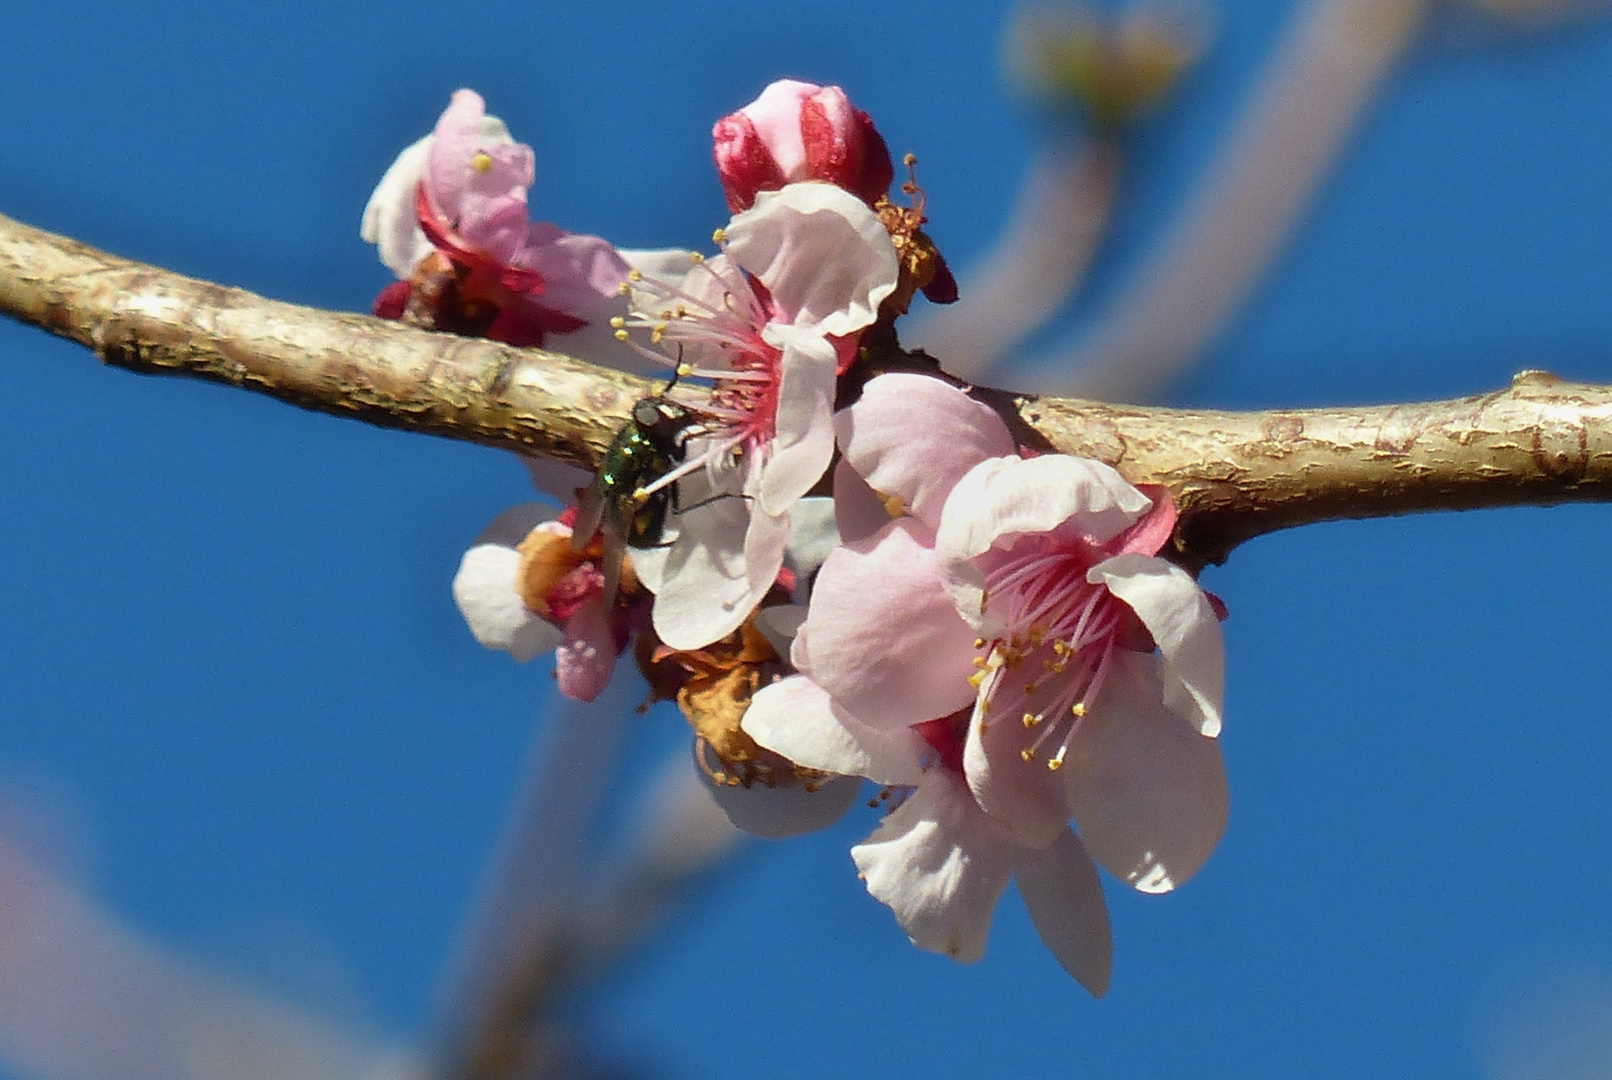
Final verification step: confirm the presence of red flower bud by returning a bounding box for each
[713,79,894,212]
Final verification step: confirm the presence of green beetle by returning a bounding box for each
[574,396,697,605]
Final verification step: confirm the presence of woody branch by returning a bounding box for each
[4,210,1610,571]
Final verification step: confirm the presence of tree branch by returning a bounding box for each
[4,210,1610,569]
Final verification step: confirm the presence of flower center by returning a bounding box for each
[967,536,1123,773]
[609,241,786,497]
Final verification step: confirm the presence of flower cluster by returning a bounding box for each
[366,80,1228,986]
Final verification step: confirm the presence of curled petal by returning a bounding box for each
[453,543,563,663]
[1090,554,1225,736]
[426,89,533,264]
[724,183,898,337]
[759,324,838,515]
[937,454,1153,567]
[743,677,925,787]
[1064,652,1229,894]
[362,135,435,279]
[851,770,1017,964]
[701,763,860,839]
[835,374,1015,532]
[1014,828,1113,997]
[554,600,616,703]
[802,519,979,728]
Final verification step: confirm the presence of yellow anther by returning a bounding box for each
[690,251,705,264]
[712,227,728,244]
[967,671,987,690]
[471,152,493,173]
[628,268,644,281]
[1047,754,1065,772]
[614,329,629,341]
[1020,747,1037,763]
[609,316,625,329]
[974,637,986,649]
[972,656,989,669]
[676,362,694,377]
[651,322,669,343]
[618,282,632,296]
[1071,702,1087,717]
[1022,712,1039,729]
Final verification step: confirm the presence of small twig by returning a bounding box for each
[4,210,1610,574]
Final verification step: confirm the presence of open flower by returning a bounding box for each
[361,89,628,349]
[620,183,898,651]
[452,504,648,702]
[793,373,1229,891]
[712,79,894,212]
[742,677,1114,993]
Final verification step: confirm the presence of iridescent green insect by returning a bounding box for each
[575,396,697,604]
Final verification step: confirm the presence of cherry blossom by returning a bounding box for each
[617,183,899,652]
[785,373,1229,889]
[712,79,894,212]
[361,89,628,349]
[742,676,1114,992]
[452,504,645,703]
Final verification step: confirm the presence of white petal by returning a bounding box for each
[835,374,1016,532]
[1089,554,1225,737]
[1014,829,1113,997]
[937,454,1153,566]
[700,762,860,839]
[725,183,899,337]
[743,677,926,787]
[752,603,807,658]
[783,495,840,586]
[452,544,562,663]
[758,324,838,516]
[1064,652,1229,894]
[850,770,1016,964]
[361,135,434,279]
[647,468,778,650]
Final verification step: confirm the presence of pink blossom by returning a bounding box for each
[741,677,1113,993]
[619,183,898,651]
[452,505,643,702]
[713,79,895,212]
[784,374,1229,891]
[361,89,628,349]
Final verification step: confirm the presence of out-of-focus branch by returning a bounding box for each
[1015,0,1428,401]
[5,211,1611,572]
[905,142,1122,380]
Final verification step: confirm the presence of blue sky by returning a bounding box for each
[3,1,1612,1078]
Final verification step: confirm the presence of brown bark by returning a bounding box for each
[4,210,1609,569]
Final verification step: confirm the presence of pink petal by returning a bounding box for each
[937,454,1154,569]
[1063,652,1229,894]
[1014,828,1113,996]
[802,519,979,728]
[426,90,533,265]
[850,770,1017,963]
[1089,554,1225,736]
[736,79,816,176]
[835,374,1015,532]
[554,599,617,703]
[743,677,925,787]
[962,680,1071,849]
[758,324,838,516]
[508,224,630,320]
[724,183,898,338]
[832,458,892,545]
[701,765,860,839]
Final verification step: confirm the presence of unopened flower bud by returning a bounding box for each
[713,79,895,211]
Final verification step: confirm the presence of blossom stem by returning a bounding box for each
[3,210,1610,571]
